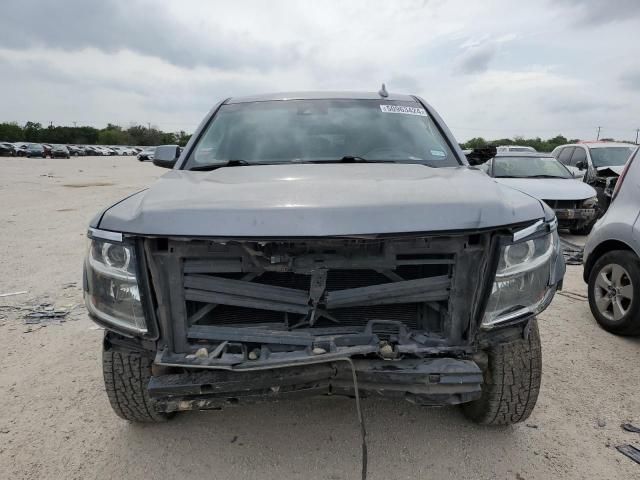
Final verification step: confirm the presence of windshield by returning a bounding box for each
[589,146,635,167]
[492,156,572,178]
[185,99,458,169]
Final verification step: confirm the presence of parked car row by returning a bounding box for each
[0,142,148,158]
[470,142,640,337]
[479,152,599,234]
[471,141,637,235]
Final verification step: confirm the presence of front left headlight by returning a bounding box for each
[482,226,559,328]
[84,235,147,334]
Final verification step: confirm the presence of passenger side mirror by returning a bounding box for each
[153,145,180,169]
[575,160,587,170]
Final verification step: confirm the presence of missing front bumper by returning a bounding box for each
[554,208,596,221]
[148,358,483,412]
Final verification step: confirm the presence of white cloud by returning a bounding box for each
[0,0,638,141]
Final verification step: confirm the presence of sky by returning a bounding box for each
[1,0,639,142]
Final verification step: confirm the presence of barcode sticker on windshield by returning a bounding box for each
[380,105,428,116]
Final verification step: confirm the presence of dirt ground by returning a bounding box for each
[1,156,639,480]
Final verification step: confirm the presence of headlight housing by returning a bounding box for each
[582,196,598,208]
[482,223,559,328]
[84,231,147,334]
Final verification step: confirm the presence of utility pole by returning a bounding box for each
[635,128,639,145]
[596,126,601,140]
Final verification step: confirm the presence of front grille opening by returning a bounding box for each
[186,264,450,333]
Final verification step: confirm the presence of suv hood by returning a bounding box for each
[97,163,545,237]
[493,177,596,201]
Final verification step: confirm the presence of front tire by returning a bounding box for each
[102,345,172,422]
[462,319,542,425]
[588,250,640,336]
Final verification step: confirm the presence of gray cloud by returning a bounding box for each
[620,70,640,91]
[0,0,300,71]
[557,0,640,26]
[541,96,623,114]
[454,44,496,75]
[387,75,420,93]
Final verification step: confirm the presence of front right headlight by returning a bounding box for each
[482,226,558,328]
[582,196,598,208]
[84,232,147,334]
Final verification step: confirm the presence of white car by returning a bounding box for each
[551,141,636,179]
[496,145,536,153]
[481,152,598,234]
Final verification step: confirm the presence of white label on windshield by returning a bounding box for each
[380,105,428,116]
[430,149,446,157]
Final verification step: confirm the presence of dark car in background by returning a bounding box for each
[51,145,71,158]
[0,142,16,156]
[551,142,637,214]
[137,147,155,161]
[13,143,29,156]
[68,145,85,156]
[26,143,46,158]
[84,146,102,156]
[480,153,598,234]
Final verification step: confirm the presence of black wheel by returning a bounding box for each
[588,250,640,336]
[102,345,172,422]
[462,319,542,425]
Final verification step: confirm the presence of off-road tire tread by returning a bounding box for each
[462,320,542,425]
[102,348,170,422]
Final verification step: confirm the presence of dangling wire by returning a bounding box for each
[339,358,368,480]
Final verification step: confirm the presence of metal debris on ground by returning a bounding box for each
[23,303,70,324]
[559,237,584,265]
[0,291,28,298]
[622,423,640,434]
[616,444,640,465]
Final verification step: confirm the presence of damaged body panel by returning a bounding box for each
[481,152,599,233]
[84,91,565,426]
[96,163,544,237]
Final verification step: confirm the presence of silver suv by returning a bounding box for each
[83,91,565,425]
[552,142,636,216]
[584,148,640,335]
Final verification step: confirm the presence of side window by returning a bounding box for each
[557,147,574,166]
[571,147,587,168]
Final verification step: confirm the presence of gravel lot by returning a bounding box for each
[1,156,639,480]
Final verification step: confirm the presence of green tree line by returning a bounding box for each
[461,135,581,152]
[460,135,638,152]
[0,121,192,146]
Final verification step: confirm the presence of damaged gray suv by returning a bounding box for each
[84,91,564,425]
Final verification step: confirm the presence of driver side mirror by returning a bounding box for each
[153,145,180,169]
[575,160,587,170]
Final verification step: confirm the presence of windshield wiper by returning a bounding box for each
[188,160,252,171]
[495,174,567,179]
[313,156,395,164]
[525,174,568,179]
